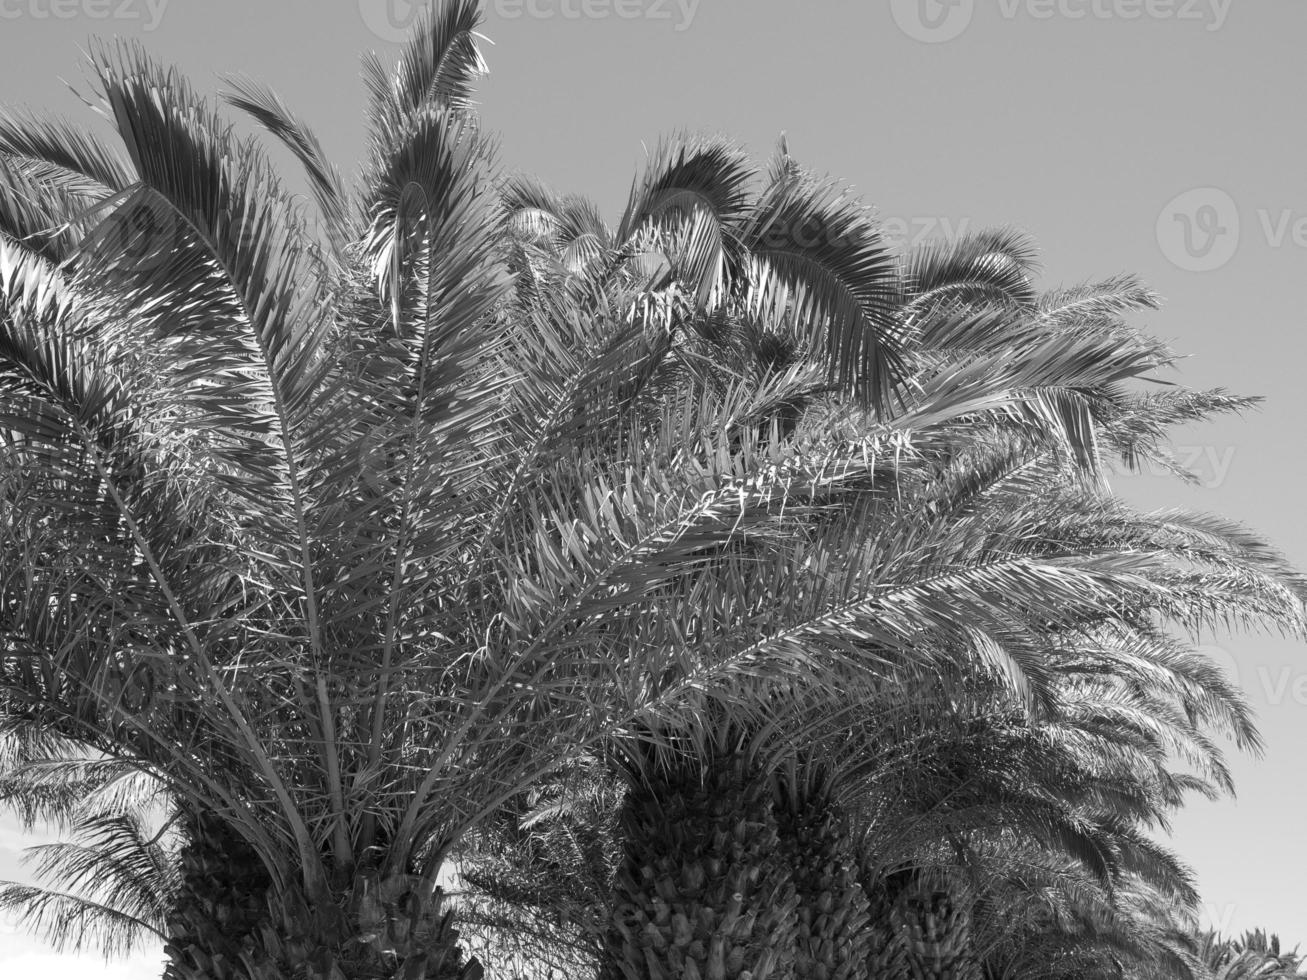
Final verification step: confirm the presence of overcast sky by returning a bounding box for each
[1,1,1305,975]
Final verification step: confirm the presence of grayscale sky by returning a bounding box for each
[1,2,1304,976]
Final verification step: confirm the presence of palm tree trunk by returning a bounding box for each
[163,812,273,980]
[865,919,913,980]
[856,868,912,980]
[606,754,799,980]
[890,881,980,980]
[162,817,480,980]
[249,875,481,980]
[774,792,871,980]
[856,866,980,980]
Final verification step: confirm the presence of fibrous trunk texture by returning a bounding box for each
[163,812,272,980]
[163,815,480,980]
[244,875,481,980]
[606,754,800,980]
[859,873,912,980]
[890,881,980,980]
[774,793,871,980]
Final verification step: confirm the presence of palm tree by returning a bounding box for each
[503,131,906,414]
[446,613,1269,979]
[1187,930,1306,980]
[453,754,621,977]
[441,216,1302,980]
[848,672,1216,980]
[594,233,1304,980]
[455,607,1272,980]
[0,731,177,958]
[4,6,1303,980]
[1,4,1136,976]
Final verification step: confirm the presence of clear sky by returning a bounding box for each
[1,1,1305,975]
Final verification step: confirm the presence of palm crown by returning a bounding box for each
[1,3,1303,979]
